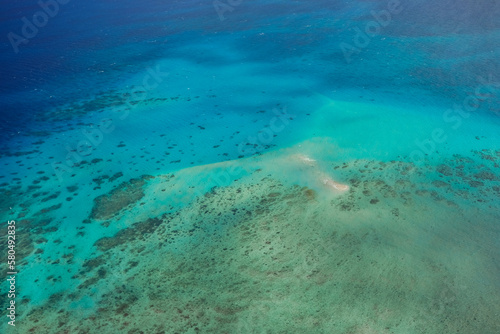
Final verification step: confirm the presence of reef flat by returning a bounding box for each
[4,140,499,333]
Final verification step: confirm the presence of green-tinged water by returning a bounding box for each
[5,136,499,333]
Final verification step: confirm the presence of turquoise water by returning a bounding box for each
[1,0,499,333]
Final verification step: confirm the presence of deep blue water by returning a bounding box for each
[2,0,499,141]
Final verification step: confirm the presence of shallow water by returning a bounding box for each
[1,0,499,333]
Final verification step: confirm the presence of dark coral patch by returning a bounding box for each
[38,203,62,215]
[81,256,106,274]
[90,175,154,220]
[474,170,497,181]
[303,188,316,200]
[436,165,453,176]
[94,216,165,252]
[66,185,79,192]
[109,172,124,182]
[41,191,61,203]
[431,180,448,188]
